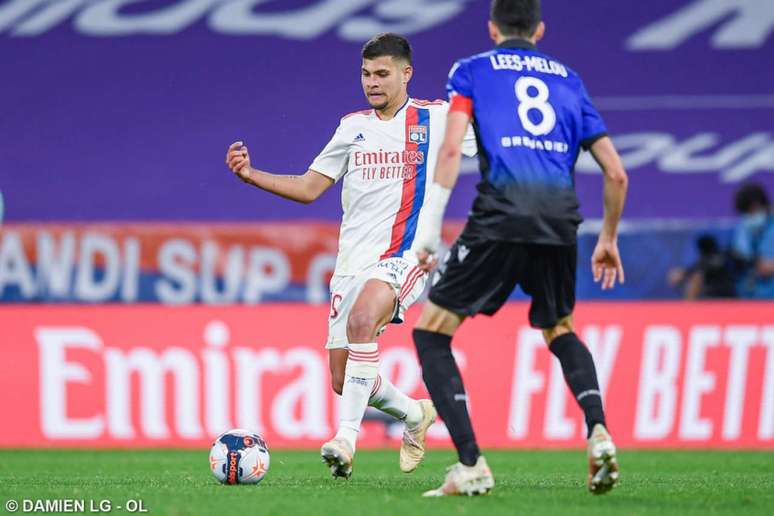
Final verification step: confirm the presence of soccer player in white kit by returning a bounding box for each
[225,33,476,479]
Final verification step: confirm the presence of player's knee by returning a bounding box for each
[416,302,463,335]
[346,308,378,342]
[415,308,439,332]
[543,316,575,346]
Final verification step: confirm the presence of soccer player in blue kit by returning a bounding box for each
[411,0,629,497]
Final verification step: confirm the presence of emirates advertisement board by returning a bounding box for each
[1,303,772,449]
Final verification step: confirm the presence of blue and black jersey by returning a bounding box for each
[448,39,607,245]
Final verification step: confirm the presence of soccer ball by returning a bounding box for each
[209,429,270,485]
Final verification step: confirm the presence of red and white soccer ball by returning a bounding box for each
[209,429,271,485]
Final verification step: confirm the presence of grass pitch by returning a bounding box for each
[1,449,773,516]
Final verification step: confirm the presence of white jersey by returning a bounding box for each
[310,98,477,276]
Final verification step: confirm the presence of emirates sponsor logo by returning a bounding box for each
[354,150,424,181]
[4,310,773,448]
[353,150,424,167]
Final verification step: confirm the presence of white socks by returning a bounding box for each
[335,342,379,451]
[334,343,425,451]
[369,373,423,428]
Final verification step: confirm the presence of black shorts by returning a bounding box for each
[428,232,577,329]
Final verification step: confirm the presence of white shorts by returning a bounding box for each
[326,257,427,349]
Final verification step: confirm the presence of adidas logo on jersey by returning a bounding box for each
[353,133,365,142]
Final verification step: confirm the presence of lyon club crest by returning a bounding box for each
[408,125,427,144]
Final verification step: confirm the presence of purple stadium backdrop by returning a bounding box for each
[2,0,772,222]
[0,0,772,302]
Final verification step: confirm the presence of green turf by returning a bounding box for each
[1,449,773,516]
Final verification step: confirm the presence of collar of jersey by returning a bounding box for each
[497,38,536,50]
[374,96,411,121]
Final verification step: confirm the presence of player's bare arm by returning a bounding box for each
[589,136,629,290]
[225,141,334,204]
[432,110,471,190]
[412,110,471,271]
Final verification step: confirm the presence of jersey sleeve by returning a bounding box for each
[579,81,608,150]
[436,100,477,157]
[446,59,473,101]
[759,224,774,259]
[732,225,753,259]
[445,62,476,156]
[309,122,349,181]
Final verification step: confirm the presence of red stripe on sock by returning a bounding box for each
[349,350,379,358]
[370,375,382,396]
[349,351,380,360]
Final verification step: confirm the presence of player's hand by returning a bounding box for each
[413,216,443,272]
[413,230,441,272]
[226,141,252,182]
[591,237,625,290]
[416,250,437,273]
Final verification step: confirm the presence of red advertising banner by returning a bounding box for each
[1,303,772,449]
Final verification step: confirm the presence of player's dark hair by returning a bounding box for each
[734,183,771,214]
[697,234,720,256]
[361,32,412,64]
[490,0,542,38]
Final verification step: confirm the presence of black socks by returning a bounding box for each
[414,328,605,456]
[413,329,480,466]
[550,332,607,438]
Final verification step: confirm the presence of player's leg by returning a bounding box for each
[342,275,434,454]
[330,342,425,430]
[373,260,438,472]
[325,276,351,397]
[543,314,618,494]
[413,303,475,462]
[363,263,426,430]
[415,238,519,496]
[321,348,363,478]
[330,278,394,457]
[323,269,431,477]
[524,244,618,494]
[328,348,347,396]
[368,367,425,427]
[321,276,359,478]
[542,315,607,438]
[415,302,495,497]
